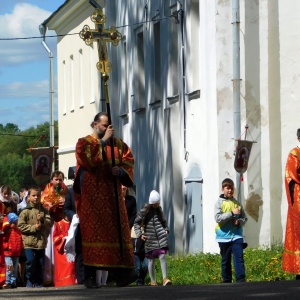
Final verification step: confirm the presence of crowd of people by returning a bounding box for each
[0,181,173,289]
[1,113,299,290]
[0,112,173,289]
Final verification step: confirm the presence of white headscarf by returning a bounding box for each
[0,186,12,203]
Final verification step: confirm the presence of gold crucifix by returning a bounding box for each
[79,8,122,83]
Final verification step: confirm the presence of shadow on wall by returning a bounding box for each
[244,0,283,246]
[243,1,261,247]
[163,108,176,254]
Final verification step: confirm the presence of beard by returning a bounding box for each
[96,128,105,139]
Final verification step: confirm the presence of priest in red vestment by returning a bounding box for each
[282,128,300,279]
[74,112,136,288]
[53,217,76,287]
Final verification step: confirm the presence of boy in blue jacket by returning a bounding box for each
[214,178,248,283]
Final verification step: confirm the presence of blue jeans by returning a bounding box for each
[134,254,148,285]
[219,238,245,283]
[5,256,19,286]
[25,249,45,285]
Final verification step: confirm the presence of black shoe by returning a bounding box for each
[17,280,25,287]
[296,275,300,280]
[115,269,137,287]
[84,277,99,289]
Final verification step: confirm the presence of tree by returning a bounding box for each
[0,123,20,134]
[0,121,58,192]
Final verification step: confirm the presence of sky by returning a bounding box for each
[0,0,66,131]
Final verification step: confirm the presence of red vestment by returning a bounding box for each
[0,202,8,286]
[53,219,76,287]
[41,182,68,285]
[282,147,300,274]
[74,135,134,269]
[41,182,68,222]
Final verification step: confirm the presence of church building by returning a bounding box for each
[42,0,299,254]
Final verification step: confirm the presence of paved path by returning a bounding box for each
[1,280,300,299]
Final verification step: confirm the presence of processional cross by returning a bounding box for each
[79,6,124,256]
[79,7,122,117]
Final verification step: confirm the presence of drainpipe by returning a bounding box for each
[177,2,188,161]
[232,0,241,201]
[39,24,55,172]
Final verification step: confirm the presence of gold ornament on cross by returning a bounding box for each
[79,8,122,82]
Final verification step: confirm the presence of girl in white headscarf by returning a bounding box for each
[0,186,16,214]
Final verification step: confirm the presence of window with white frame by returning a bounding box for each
[89,45,95,103]
[167,6,179,100]
[186,0,200,98]
[133,26,145,112]
[62,60,66,115]
[70,54,74,112]
[79,49,84,108]
[120,37,129,115]
[153,21,162,103]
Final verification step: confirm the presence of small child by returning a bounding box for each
[131,227,148,286]
[134,190,172,286]
[0,185,17,216]
[18,186,51,288]
[122,185,147,286]
[214,178,248,283]
[53,215,76,287]
[2,212,23,289]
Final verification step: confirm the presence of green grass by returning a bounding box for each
[147,244,295,285]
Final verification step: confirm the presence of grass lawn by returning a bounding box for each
[147,244,295,285]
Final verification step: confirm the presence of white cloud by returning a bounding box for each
[0,97,58,130]
[0,80,50,98]
[0,79,58,130]
[0,3,57,66]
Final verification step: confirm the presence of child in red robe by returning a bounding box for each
[53,215,76,287]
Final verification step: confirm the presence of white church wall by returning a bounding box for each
[45,0,300,254]
[199,0,220,253]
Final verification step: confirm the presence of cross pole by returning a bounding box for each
[79,7,124,257]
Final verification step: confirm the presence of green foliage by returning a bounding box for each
[0,123,20,134]
[143,244,294,285]
[0,121,58,192]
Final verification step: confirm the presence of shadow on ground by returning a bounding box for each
[1,280,300,299]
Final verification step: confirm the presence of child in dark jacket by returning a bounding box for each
[18,186,51,288]
[3,212,23,289]
[134,190,172,286]
[131,227,148,285]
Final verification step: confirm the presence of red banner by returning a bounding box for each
[31,147,53,181]
[234,140,254,174]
